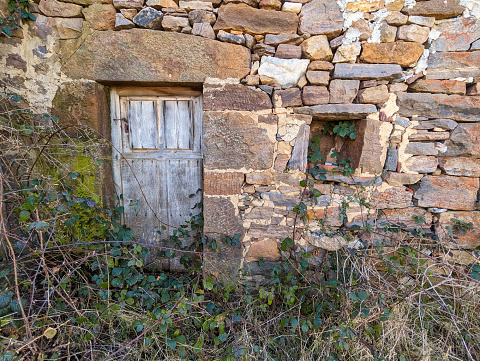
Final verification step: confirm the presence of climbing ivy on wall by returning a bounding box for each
[0,0,35,36]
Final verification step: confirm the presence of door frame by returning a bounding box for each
[110,86,203,225]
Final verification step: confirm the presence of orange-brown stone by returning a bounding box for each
[360,42,424,67]
[414,176,479,210]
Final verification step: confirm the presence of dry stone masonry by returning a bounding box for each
[2,0,480,281]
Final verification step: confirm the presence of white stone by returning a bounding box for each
[179,1,213,11]
[308,233,347,251]
[332,41,361,63]
[258,56,310,87]
[282,1,302,13]
[408,15,435,28]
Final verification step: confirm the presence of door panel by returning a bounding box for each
[163,100,194,150]
[121,158,161,244]
[113,91,203,264]
[127,100,159,149]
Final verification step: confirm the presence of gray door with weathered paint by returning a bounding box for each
[111,90,202,265]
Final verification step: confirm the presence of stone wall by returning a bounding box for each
[1,0,480,280]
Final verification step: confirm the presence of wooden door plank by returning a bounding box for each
[176,100,193,150]
[121,159,160,244]
[128,100,158,149]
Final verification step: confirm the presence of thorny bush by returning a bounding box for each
[0,88,480,360]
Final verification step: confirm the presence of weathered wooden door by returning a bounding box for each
[111,88,202,265]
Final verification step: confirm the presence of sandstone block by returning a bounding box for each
[378,23,397,43]
[214,4,298,35]
[83,4,116,30]
[342,119,392,174]
[133,7,164,29]
[405,142,438,156]
[372,186,413,209]
[258,56,309,87]
[379,207,432,230]
[397,24,430,43]
[295,104,377,120]
[396,93,480,122]
[383,171,423,186]
[114,13,135,30]
[192,22,215,39]
[329,79,360,104]
[203,111,275,170]
[408,132,449,141]
[188,9,215,25]
[333,63,402,80]
[299,0,343,37]
[246,239,280,261]
[301,35,333,61]
[259,0,282,10]
[408,15,435,28]
[289,124,310,171]
[444,123,480,158]
[204,83,271,111]
[162,15,189,31]
[246,172,272,185]
[307,234,347,251]
[332,42,362,63]
[274,154,290,171]
[388,83,408,92]
[248,224,294,240]
[345,0,384,12]
[306,70,329,85]
[414,118,458,131]
[147,0,178,8]
[360,42,424,67]
[356,85,389,104]
[351,19,373,40]
[427,51,480,80]
[253,43,275,57]
[273,88,302,108]
[282,1,302,13]
[113,0,144,9]
[302,86,329,106]
[403,155,438,173]
[39,0,82,17]
[384,148,398,171]
[414,176,479,210]
[436,211,480,248]
[307,206,343,227]
[120,9,138,20]
[275,44,302,59]
[204,171,244,195]
[401,0,464,20]
[264,33,302,46]
[432,17,480,52]
[203,196,243,284]
[409,79,466,95]
[62,29,250,82]
[179,1,213,10]
[308,60,334,71]
[439,157,480,177]
[385,11,408,26]
[52,81,109,137]
[34,15,83,39]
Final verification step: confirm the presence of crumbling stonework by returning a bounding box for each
[2,0,480,281]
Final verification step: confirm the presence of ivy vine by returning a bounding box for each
[1,0,36,36]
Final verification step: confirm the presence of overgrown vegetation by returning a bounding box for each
[0,0,35,37]
[1,88,480,361]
